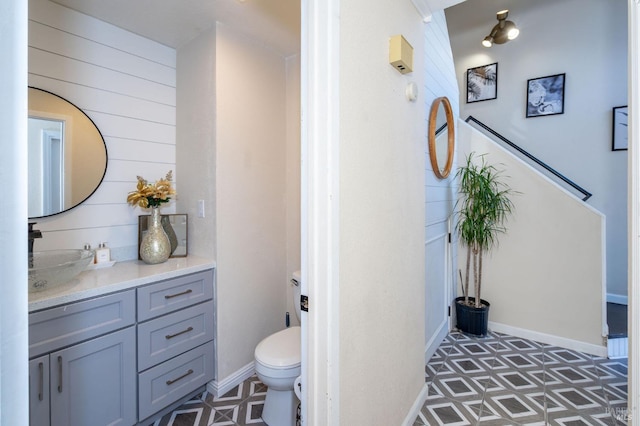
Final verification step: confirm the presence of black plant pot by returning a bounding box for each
[455,296,491,337]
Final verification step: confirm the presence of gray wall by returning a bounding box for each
[447,0,628,299]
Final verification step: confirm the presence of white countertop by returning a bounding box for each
[28,256,216,312]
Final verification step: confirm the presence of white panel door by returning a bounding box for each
[424,223,452,362]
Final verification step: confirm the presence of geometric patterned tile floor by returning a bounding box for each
[147,376,268,426]
[150,332,629,426]
[414,332,629,426]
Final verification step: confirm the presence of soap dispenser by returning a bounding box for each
[95,242,111,264]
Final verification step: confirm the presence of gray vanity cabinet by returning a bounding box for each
[29,291,137,426]
[136,270,215,422]
[28,267,216,426]
[53,327,136,426]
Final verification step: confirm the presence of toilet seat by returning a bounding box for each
[255,326,301,368]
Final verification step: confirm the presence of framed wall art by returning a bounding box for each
[138,213,188,258]
[526,73,565,118]
[612,105,628,151]
[466,62,498,103]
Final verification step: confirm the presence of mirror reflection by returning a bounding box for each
[435,102,449,168]
[28,87,107,218]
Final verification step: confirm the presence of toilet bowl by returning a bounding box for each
[254,271,301,426]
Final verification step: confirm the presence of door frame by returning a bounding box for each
[628,0,639,421]
[300,0,341,424]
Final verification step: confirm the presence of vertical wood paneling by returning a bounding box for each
[424,11,458,243]
[28,0,176,260]
[423,10,459,358]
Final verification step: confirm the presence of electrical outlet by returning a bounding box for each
[198,200,205,218]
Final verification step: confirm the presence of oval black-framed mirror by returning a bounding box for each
[28,87,108,218]
[428,96,455,179]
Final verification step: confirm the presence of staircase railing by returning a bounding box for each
[465,116,592,201]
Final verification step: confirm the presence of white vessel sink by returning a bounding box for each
[29,249,94,292]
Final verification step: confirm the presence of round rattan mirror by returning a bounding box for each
[428,96,455,179]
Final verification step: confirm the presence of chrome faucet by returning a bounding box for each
[28,222,42,258]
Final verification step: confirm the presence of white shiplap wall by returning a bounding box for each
[423,10,459,359]
[28,0,176,260]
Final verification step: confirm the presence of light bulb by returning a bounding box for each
[507,27,519,40]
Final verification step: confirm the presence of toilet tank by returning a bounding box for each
[292,271,301,321]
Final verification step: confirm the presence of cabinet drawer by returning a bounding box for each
[137,270,214,321]
[29,290,135,358]
[137,301,214,371]
[138,341,215,421]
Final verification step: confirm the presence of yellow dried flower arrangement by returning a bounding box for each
[127,170,176,208]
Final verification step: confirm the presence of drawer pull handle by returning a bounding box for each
[57,356,63,393]
[166,326,194,340]
[164,289,193,299]
[38,362,44,401]
[166,369,194,386]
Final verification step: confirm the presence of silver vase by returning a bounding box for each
[140,206,171,264]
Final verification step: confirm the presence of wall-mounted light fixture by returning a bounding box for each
[482,9,519,48]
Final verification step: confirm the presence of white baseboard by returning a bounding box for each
[401,383,429,426]
[608,337,629,359]
[207,361,256,398]
[488,321,608,358]
[607,293,628,305]
[425,320,449,363]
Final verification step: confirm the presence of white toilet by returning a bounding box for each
[254,271,302,426]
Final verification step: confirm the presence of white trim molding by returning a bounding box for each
[488,321,608,358]
[628,0,640,421]
[608,337,628,359]
[302,0,341,423]
[411,0,433,22]
[425,320,449,363]
[401,383,429,426]
[206,362,256,398]
[0,1,29,424]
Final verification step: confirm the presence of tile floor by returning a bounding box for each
[147,376,268,426]
[151,332,629,426]
[414,332,629,426]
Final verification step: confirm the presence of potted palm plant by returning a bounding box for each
[455,152,515,336]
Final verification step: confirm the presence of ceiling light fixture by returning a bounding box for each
[482,9,519,48]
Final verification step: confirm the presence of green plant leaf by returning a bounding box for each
[454,152,516,302]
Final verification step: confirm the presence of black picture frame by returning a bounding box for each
[612,105,628,151]
[526,73,565,118]
[138,213,188,259]
[466,63,498,103]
